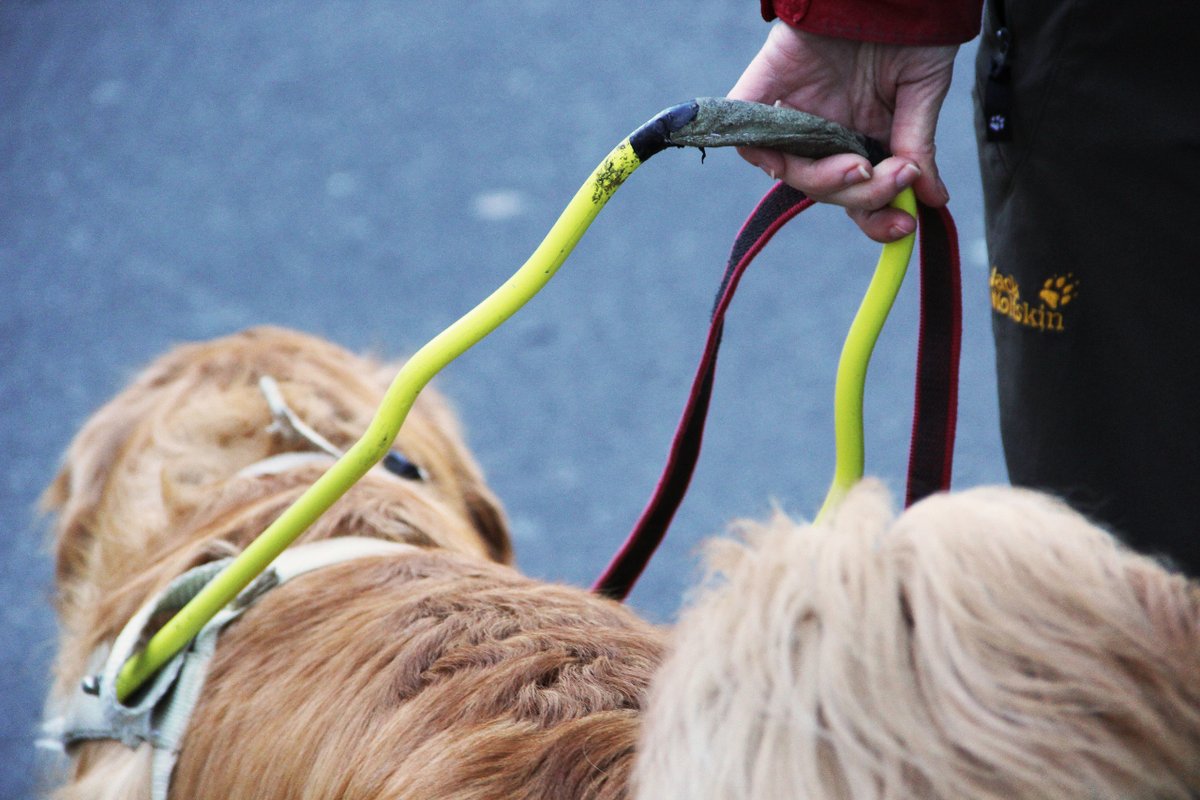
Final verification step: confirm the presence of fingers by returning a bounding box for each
[840,159,921,242]
[848,204,918,243]
[740,147,921,242]
[737,147,869,195]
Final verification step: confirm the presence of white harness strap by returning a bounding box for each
[42,537,417,800]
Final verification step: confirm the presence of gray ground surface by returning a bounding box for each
[1,3,1001,796]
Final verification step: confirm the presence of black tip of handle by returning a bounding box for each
[628,101,700,162]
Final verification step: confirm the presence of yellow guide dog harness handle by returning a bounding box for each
[115,99,928,701]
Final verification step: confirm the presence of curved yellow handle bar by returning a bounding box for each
[115,140,645,700]
[115,104,916,700]
[815,187,917,522]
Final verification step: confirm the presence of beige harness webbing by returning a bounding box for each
[41,537,416,800]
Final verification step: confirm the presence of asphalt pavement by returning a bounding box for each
[1,3,1003,797]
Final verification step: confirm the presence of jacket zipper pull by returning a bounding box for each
[983,26,1013,142]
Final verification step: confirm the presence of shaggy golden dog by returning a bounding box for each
[47,326,1200,800]
[42,326,664,799]
[634,480,1200,800]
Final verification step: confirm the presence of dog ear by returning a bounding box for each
[372,359,514,565]
[41,366,171,587]
[463,484,512,564]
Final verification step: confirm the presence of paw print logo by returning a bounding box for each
[988,114,1007,132]
[1039,274,1077,310]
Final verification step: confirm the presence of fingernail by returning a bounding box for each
[889,220,916,239]
[773,99,784,108]
[767,168,778,181]
[845,164,871,185]
[896,163,921,189]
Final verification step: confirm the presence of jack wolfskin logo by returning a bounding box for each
[990,267,1077,332]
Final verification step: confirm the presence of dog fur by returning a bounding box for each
[634,480,1200,799]
[43,326,664,799]
[44,326,1200,799]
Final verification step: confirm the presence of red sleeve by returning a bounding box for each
[760,0,983,45]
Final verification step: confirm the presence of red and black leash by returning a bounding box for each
[593,182,962,601]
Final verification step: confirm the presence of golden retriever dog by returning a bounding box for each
[634,480,1200,799]
[46,325,1200,800]
[42,326,664,799]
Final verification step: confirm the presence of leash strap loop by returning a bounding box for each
[593,184,961,600]
[592,183,812,600]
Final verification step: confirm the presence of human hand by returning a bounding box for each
[729,23,958,242]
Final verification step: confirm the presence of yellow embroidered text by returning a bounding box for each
[989,267,1078,332]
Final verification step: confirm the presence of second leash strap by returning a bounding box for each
[592,183,813,600]
[593,184,961,600]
